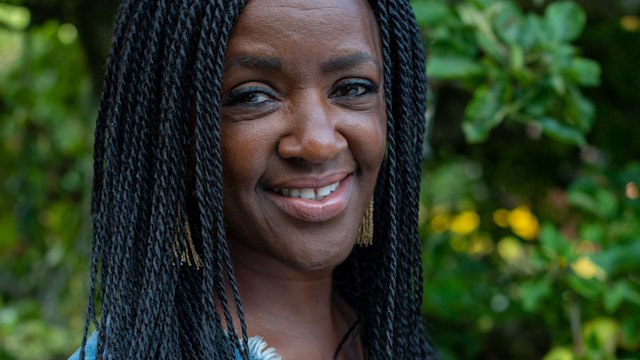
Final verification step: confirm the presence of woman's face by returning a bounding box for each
[220,0,386,272]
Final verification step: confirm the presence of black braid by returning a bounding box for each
[335,0,438,359]
[82,0,437,359]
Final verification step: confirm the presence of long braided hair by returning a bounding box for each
[81,0,437,358]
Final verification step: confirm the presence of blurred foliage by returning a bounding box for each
[419,0,599,146]
[0,3,95,359]
[0,0,638,359]
[414,0,640,359]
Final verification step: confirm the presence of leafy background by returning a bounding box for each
[0,0,638,359]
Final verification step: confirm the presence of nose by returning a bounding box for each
[277,91,347,164]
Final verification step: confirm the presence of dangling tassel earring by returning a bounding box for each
[173,204,204,269]
[356,199,374,247]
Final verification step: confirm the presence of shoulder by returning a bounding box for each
[68,332,97,360]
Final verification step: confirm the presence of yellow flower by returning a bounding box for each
[571,256,606,280]
[497,236,524,263]
[508,206,539,240]
[450,211,480,235]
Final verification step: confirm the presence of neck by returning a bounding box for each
[229,241,357,359]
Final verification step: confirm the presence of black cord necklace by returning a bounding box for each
[332,319,361,360]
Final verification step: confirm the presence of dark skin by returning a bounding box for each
[219,0,386,358]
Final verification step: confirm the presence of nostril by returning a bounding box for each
[277,131,347,164]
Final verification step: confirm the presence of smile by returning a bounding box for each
[265,175,352,222]
[271,181,340,201]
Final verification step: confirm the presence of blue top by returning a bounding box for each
[69,333,282,360]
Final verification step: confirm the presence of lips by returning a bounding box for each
[265,175,352,222]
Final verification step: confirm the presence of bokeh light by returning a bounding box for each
[571,256,606,280]
[507,206,539,240]
[450,210,480,235]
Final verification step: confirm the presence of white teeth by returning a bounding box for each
[300,188,315,200]
[272,180,341,201]
[317,184,333,197]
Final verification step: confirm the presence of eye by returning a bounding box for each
[330,79,378,99]
[224,86,276,106]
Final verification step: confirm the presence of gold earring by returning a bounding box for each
[356,199,374,247]
[173,204,204,269]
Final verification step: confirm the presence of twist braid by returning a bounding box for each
[82,0,437,359]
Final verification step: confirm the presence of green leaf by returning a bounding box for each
[492,2,523,45]
[538,117,587,147]
[519,278,552,312]
[0,3,31,31]
[523,91,554,118]
[579,223,606,244]
[603,280,640,313]
[566,86,596,131]
[426,55,485,79]
[539,223,572,259]
[462,80,506,142]
[0,215,17,250]
[520,14,545,51]
[582,317,620,356]
[411,0,451,26]
[592,241,640,275]
[544,1,587,43]
[509,45,525,72]
[543,347,575,360]
[621,315,640,349]
[566,275,602,298]
[550,73,566,96]
[568,57,601,87]
[457,3,504,61]
[567,185,618,218]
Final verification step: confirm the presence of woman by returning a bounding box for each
[71,0,436,358]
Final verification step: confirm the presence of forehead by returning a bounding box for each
[226,0,381,64]
[237,0,374,26]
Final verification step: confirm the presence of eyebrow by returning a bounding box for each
[320,52,379,73]
[224,55,282,72]
[225,52,378,73]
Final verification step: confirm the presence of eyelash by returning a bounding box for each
[330,79,378,99]
[224,86,277,107]
[223,78,378,107]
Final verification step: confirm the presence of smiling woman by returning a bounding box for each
[220,1,386,275]
[69,0,437,359]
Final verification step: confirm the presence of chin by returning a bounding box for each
[281,243,354,273]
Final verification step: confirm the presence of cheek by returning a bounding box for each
[220,124,272,185]
[345,111,387,173]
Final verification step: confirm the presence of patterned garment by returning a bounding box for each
[68,333,282,360]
